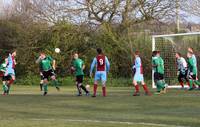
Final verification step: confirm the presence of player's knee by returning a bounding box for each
[51,76,56,80]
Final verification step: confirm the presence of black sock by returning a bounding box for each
[76,84,82,94]
[40,84,43,91]
[80,85,88,93]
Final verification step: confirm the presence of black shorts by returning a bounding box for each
[40,73,44,80]
[154,72,164,81]
[178,72,188,82]
[2,75,11,81]
[42,69,55,80]
[76,75,84,84]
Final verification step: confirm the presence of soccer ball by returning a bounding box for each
[86,84,90,91]
[55,48,60,53]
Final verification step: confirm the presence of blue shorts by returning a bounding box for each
[94,71,107,82]
[133,73,144,82]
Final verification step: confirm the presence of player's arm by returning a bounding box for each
[105,56,110,72]
[90,58,97,77]
[52,59,56,70]
[36,57,41,64]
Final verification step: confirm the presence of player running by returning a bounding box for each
[175,52,190,88]
[71,53,89,96]
[4,50,17,94]
[36,52,60,96]
[152,51,166,94]
[132,51,151,96]
[187,51,200,90]
[90,48,110,97]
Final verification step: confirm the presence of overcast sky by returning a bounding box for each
[0,0,200,24]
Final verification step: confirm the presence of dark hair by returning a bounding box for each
[152,51,157,57]
[135,51,140,55]
[176,52,181,57]
[97,48,102,54]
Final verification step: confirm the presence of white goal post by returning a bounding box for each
[152,32,200,88]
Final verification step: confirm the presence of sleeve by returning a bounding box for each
[90,58,97,73]
[135,57,141,68]
[105,56,110,72]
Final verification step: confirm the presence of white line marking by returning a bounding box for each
[30,118,190,127]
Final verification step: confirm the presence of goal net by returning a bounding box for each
[152,32,200,88]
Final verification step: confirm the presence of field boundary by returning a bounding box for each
[30,118,190,127]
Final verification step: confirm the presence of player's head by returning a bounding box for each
[134,51,140,57]
[152,51,157,57]
[156,50,160,57]
[175,52,181,58]
[40,52,46,59]
[97,48,102,54]
[11,50,17,57]
[188,47,194,53]
[187,51,193,58]
[74,53,79,59]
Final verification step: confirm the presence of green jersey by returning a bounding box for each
[73,58,84,76]
[0,61,7,72]
[40,56,53,71]
[152,56,164,74]
[188,57,197,75]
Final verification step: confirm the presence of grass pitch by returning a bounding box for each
[0,85,200,127]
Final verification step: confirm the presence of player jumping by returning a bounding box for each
[152,51,166,94]
[36,52,60,96]
[71,53,89,96]
[90,48,110,97]
[175,52,190,89]
[132,51,151,96]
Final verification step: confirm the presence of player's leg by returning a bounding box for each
[188,75,196,90]
[92,72,100,97]
[42,71,49,95]
[154,72,162,93]
[133,80,140,96]
[77,75,89,96]
[2,76,8,95]
[6,74,15,94]
[141,80,151,96]
[50,70,60,91]
[76,76,82,96]
[101,72,107,97]
[40,72,44,91]
[178,73,184,88]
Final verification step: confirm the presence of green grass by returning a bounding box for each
[0,85,200,127]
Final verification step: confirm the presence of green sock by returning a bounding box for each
[2,84,8,92]
[43,84,48,92]
[52,80,59,87]
[189,80,193,88]
[194,80,200,86]
[156,81,162,92]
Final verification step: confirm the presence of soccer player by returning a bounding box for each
[187,51,200,90]
[188,47,198,89]
[132,51,151,96]
[71,53,89,96]
[175,52,189,88]
[36,52,60,96]
[90,48,110,97]
[4,50,17,94]
[0,57,9,95]
[152,51,166,94]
